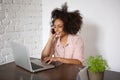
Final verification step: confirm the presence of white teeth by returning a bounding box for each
[55,32,61,37]
[56,32,60,35]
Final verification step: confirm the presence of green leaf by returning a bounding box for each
[86,55,109,73]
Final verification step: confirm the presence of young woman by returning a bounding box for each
[41,3,84,66]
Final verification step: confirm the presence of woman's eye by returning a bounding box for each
[58,25,63,28]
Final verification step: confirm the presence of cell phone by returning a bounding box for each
[52,28,55,34]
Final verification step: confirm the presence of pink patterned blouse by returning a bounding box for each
[54,34,84,64]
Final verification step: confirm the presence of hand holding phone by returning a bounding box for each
[52,28,55,34]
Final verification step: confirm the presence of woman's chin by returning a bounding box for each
[55,34,61,38]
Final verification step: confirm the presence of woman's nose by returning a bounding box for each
[55,27,59,32]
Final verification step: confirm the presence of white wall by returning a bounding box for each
[42,0,120,72]
[0,0,42,65]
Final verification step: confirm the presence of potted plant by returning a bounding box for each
[86,55,109,80]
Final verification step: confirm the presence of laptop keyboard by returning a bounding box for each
[31,62,43,70]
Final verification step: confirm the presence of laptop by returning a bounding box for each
[11,42,55,72]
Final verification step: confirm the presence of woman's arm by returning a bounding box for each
[43,57,83,66]
[58,57,83,65]
[41,35,55,60]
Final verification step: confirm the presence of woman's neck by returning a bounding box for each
[60,34,68,46]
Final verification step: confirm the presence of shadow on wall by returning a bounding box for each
[81,22,100,59]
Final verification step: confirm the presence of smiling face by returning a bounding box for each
[53,18,67,38]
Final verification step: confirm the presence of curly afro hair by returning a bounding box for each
[51,3,83,35]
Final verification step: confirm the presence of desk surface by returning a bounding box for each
[0,62,81,80]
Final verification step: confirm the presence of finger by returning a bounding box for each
[43,57,48,61]
[47,58,52,64]
[43,57,50,63]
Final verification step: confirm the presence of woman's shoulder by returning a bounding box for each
[69,34,84,45]
[68,34,82,43]
[69,34,82,40]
